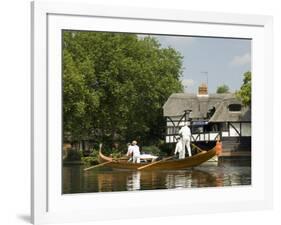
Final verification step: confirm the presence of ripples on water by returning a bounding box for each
[63,159,251,194]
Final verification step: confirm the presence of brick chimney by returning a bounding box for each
[198,83,208,95]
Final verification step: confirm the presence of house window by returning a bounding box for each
[166,127,173,135]
[166,127,179,135]
[219,122,228,131]
[191,125,204,133]
[228,104,241,112]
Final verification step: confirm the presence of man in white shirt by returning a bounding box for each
[130,140,140,163]
[178,122,192,157]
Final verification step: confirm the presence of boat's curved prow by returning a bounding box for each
[98,146,113,163]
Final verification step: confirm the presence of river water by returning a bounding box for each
[63,159,251,194]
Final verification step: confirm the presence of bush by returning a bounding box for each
[110,148,123,159]
[158,142,174,156]
[81,149,99,166]
[89,148,99,158]
[64,149,83,161]
[81,156,99,166]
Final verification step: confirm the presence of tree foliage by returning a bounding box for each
[236,71,251,106]
[216,84,230,94]
[63,31,183,146]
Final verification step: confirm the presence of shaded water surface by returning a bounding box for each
[63,159,251,194]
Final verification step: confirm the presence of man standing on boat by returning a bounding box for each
[131,140,141,163]
[179,122,192,157]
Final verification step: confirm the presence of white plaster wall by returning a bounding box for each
[242,123,251,136]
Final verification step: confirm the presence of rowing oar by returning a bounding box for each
[191,143,206,153]
[137,156,174,171]
[191,143,219,163]
[83,161,112,171]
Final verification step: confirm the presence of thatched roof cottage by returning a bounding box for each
[163,84,251,154]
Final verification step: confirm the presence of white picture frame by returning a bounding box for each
[31,1,273,224]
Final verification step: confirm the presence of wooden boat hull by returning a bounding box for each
[98,147,218,171]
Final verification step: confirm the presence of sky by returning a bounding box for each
[145,35,251,94]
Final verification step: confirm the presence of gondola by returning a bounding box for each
[97,142,221,171]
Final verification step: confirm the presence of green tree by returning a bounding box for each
[236,71,251,106]
[63,31,183,146]
[216,84,230,93]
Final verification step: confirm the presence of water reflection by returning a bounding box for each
[165,172,192,189]
[63,159,251,194]
[127,171,141,191]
